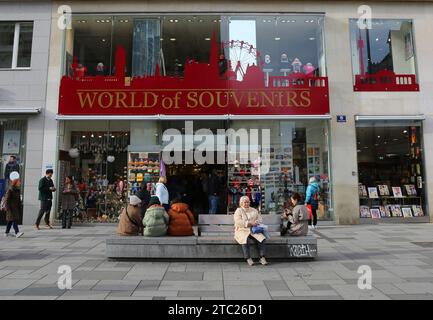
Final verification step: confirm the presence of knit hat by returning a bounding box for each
[129,195,142,206]
[148,196,161,206]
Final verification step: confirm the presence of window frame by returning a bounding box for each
[0,21,33,70]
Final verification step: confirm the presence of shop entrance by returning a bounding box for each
[161,120,228,216]
[166,162,227,217]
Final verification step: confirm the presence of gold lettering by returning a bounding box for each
[98,92,113,109]
[162,96,173,109]
[187,92,198,108]
[300,91,311,107]
[78,92,98,109]
[115,92,128,108]
[130,92,143,108]
[143,92,158,108]
[247,92,260,107]
[287,91,300,107]
[215,91,229,108]
[199,91,214,108]
[231,91,245,108]
[260,91,274,107]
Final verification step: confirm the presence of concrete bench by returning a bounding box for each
[106,214,317,260]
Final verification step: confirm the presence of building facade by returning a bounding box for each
[0,0,51,225]
[1,0,433,225]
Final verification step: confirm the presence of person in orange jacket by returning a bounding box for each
[167,198,195,236]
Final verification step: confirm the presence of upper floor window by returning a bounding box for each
[66,14,326,84]
[349,19,418,91]
[0,21,34,69]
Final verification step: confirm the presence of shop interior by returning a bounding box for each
[357,123,426,219]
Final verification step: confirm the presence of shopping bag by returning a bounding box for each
[306,204,313,220]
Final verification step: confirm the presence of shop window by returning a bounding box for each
[350,19,419,91]
[228,120,332,219]
[0,120,27,225]
[0,21,33,69]
[356,123,426,219]
[67,14,326,81]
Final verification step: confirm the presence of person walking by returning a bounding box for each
[3,178,24,238]
[305,176,320,229]
[155,176,170,211]
[61,176,78,229]
[35,169,56,230]
[234,196,267,266]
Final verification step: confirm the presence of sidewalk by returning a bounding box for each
[1,223,433,300]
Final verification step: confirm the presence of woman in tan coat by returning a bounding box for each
[117,195,144,236]
[234,196,267,266]
[288,192,310,237]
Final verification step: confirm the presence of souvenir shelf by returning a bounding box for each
[127,152,161,197]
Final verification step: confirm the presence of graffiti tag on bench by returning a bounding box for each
[288,244,317,258]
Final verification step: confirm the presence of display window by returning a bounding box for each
[356,122,427,220]
[66,14,326,81]
[0,119,27,225]
[349,19,419,91]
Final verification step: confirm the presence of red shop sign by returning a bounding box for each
[58,38,329,116]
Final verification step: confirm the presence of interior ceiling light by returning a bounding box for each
[170,38,176,41]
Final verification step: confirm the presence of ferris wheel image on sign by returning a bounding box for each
[223,40,263,81]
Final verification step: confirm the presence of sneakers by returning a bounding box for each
[45,224,53,229]
[246,258,254,266]
[260,257,268,265]
[15,232,24,238]
[34,224,40,230]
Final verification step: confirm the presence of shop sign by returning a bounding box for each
[59,38,329,116]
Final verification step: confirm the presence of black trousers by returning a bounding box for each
[36,200,52,226]
[308,207,318,226]
[241,236,266,259]
[62,209,73,228]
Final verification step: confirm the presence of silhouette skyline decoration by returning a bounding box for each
[59,34,330,116]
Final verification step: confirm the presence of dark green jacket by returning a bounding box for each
[38,177,54,201]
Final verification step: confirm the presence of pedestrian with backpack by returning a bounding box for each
[3,178,24,238]
[305,176,320,229]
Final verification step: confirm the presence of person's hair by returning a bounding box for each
[291,192,302,202]
[309,176,316,184]
[46,169,53,175]
[11,179,20,187]
[66,175,73,182]
[239,196,250,206]
[159,176,167,184]
[10,155,16,160]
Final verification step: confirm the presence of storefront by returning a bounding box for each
[56,13,333,222]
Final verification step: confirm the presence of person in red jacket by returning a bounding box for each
[167,198,195,236]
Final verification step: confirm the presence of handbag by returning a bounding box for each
[251,225,265,234]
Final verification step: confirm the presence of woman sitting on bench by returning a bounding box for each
[234,196,268,266]
[167,198,195,236]
[282,192,309,237]
[142,196,169,237]
[117,195,144,236]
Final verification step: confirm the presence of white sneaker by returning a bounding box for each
[15,232,24,238]
[260,257,268,265]
[246,258,254,266]
[308,225,313,230]
[313,225,317,230]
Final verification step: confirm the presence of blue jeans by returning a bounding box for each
[5,221,19,234]
[208,195,219,214]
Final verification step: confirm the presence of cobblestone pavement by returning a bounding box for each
[1,223,433,300]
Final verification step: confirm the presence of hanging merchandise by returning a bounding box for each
[411,127,417,144]
[292,58,303,73]
[303,62,315,75]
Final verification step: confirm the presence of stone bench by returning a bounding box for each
[106,214,317,260]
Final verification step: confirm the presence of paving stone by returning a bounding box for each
[163,272,203,281]
[71,271,128,280]
[15,285,66,296]
[136,280,161,290]
[58,290,110,300]
[178,290,224,297]
[308,284,333,291]
[92,280,140,291]
[264,280,289,291]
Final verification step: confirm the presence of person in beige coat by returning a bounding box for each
[117,195,144,236]
[287,192,310,237]
[234,196,267,266]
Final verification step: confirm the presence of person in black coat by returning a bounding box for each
[4,155,20,183]
[136,182,151,219]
